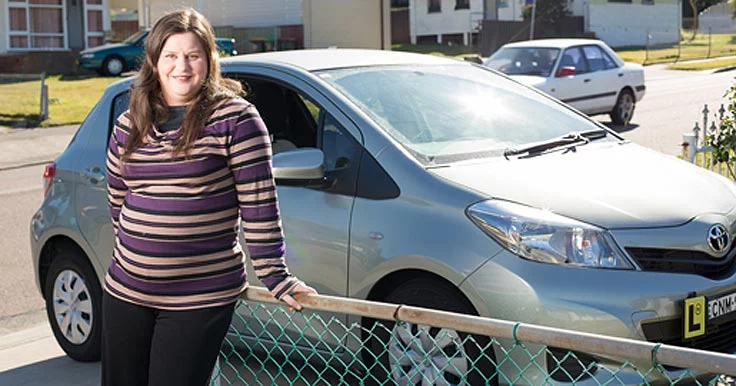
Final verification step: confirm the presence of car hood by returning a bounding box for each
[80,43,129,55]
[430,142,736,229]
[507,74,548,89]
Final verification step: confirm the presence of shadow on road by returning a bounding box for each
[0,356,99,386]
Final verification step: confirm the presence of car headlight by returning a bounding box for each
[467,199,633,269]
[80,53,95,59]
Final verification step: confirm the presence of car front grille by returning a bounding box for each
[625,247,736,280]
[641,316,736,354]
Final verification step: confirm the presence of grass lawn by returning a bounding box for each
[392,43,481,59]
[613,32,736,65]
[666,57,736,71]
[0,75,120,128]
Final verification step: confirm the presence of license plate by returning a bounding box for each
[683,290,736,339]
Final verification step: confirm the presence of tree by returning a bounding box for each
[707,83,736,179]
[522,0,570,24]
[686,0,725,40]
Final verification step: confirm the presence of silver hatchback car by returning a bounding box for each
[31,49,736,385]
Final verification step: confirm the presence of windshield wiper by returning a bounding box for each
[503,130,606,159]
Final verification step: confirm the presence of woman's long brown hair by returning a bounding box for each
[123,8,242,160]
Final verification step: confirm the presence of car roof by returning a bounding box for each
[499,39,605,49]
[220,48,461,72]
[104,49,467,94]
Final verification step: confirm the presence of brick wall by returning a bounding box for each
[0,51,92,75]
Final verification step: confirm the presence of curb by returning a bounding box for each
[0,159,56,172]
[712,65,736,74]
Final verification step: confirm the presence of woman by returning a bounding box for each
[103,8,316,386]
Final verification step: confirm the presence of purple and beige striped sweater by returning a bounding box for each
[105,97,299,310]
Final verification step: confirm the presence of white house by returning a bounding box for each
[409,0,681,47]
[1,0,111,54]
[137,0,390,52]
[698,0,736,33]
[409,0,488,45]
[573,0,681,47]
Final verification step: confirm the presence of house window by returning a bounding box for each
[642,0,654,4]
[85,0,105,48]
[428,0,441,13]
[7,0,66,50]
[607,0,632,3]
[456,0,470,9]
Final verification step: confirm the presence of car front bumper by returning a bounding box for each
[462,248,736,384]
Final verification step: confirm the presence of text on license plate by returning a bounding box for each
[683,291,736,339]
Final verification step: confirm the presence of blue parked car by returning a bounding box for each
[78,29,237,76]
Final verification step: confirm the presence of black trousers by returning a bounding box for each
[101,292,235,386]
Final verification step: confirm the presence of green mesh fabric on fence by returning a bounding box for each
[209,300,734,386]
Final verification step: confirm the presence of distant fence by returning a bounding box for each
[644,29,736,65]
[211,286,735,385]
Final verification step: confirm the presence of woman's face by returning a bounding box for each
[157,31,208,106]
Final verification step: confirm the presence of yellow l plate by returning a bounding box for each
[684,296,706,339]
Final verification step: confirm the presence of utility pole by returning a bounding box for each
[529,0,537,39]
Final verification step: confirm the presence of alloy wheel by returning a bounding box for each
[52,269,93,345]
[387,322,468,385]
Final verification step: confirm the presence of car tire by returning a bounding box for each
[102,56,125,77]
[43,247,102,362]
[363,278,498,386]
[610,89,635,126]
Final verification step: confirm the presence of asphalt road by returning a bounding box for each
[598,64,735,157]
[0,164,46,336]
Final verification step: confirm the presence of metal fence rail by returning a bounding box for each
[211,286,736,385]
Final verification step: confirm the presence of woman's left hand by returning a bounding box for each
[281,282,318,312]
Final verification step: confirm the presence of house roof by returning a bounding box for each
[499,38,605,49]
[220,48,459,72]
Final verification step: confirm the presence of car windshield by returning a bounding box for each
[317,64,611,165]
[485,47,560,77]
[122,30,147,44]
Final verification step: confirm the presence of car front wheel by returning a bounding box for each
[364,278,498,386]
[44,247,102,362]
[610,89,635,126]
[102,56,125,77]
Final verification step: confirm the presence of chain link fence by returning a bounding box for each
[644,29,736,65]
[210,287,736,385]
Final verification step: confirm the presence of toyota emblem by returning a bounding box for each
[708,224,730,253]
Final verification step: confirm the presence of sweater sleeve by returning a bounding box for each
[226,102,301,300]
[106,120,128,236]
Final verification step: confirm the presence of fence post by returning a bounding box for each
[39,72,48,122]
[702,104,709,147]
[682,133,696,162]
[645,29,650,64]
[707,27,712,58]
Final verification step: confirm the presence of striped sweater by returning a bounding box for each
[105,97,300,310]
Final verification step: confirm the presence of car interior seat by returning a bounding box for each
[250,82,298,154]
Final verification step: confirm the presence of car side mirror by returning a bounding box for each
[272,148,328,187]
[463,55,483,65]
[556,66,576,77]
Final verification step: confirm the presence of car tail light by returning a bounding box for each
[43,162,56,197]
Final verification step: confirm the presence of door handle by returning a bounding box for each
[618,73,624,77]
[83,166,105,185]
[584,78,591,83]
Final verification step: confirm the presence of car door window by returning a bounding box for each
[582,45,617,72]
[230,76,363,197]
[560,47,589,74]
[320,113,362,196]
